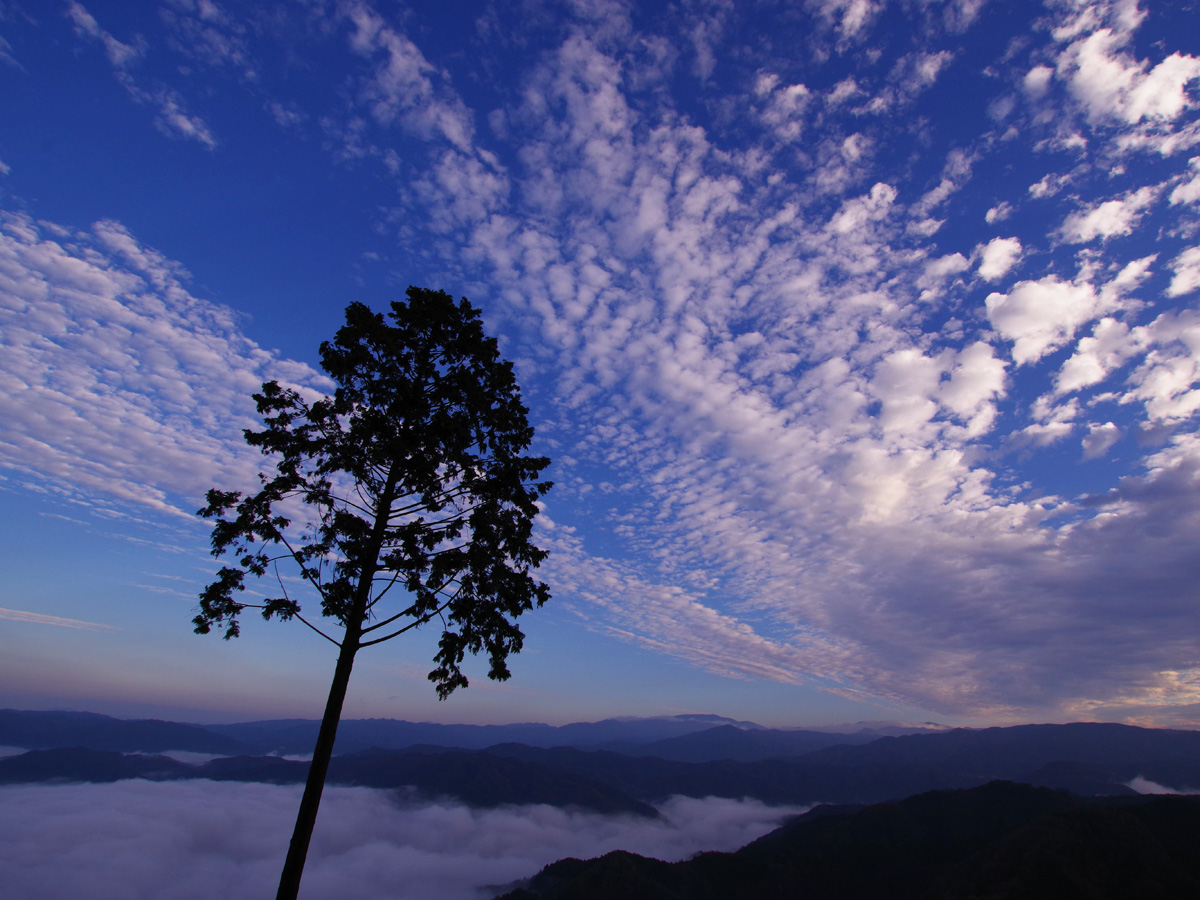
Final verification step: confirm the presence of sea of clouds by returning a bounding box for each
[0,780,807,900]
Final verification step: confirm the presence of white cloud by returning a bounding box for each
[1023,65,1054,97]
[985,202,1013,224]
[939,342,1007,437]
[828,182,897,234]
[541,527,846,686]
[975,237,1022,281]
[1059,186,1157,243]
[1018,420,1075,447]
[416,150,510,231]
[1101,253,1156,301]
[872,349,942,437]
[1113,119,1200,158]
[344,2,475,151]
[1081,421,1120,459]
[688,12,727,81]
[826,77,861,106]
[1171,158,1200,205]
[925,253,970,279]
[66,1,143,68]
[1126,55,1200,123]
[0,31,18,70]
[1124,311,1200,422]
[1056,27,1200,125]
[349,5,1200,718]
[806,0,883,41]
[145,87,218,149]
[945,0,986,32]
[66,2,216,149]
[159,0,254,78]
[0,212,329,515]
[917,252,969,299]
[1029,172,1070,199]
[897,51,954,94]
[1055,317,1141,394]
[756,75,812,141]
[1167,246,1200,296]
[985,275,1107,364]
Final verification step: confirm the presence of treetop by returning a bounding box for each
[195,287,552,698]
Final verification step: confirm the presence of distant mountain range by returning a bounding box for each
[0,709,248,755]
[6,709,1200,898]
[3,709,1199,813]
[495,780,1200,899]
[201,714,951,757]
[0,709,947,758]
[202,712,777,755]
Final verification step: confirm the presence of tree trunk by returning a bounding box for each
[276,468,397,900]
[275,633,359,900]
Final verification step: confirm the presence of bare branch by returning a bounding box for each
[367,569,406,608]
[328,493,373,517]
[358,598,453,647]
[274,531,332,605]
[293,612,343,647]
[359,601,420,635]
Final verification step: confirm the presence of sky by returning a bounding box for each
[1,0,1200,730]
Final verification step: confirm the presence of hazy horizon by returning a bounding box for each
[0,702,954,733]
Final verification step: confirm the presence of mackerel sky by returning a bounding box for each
[2,0,1199,728]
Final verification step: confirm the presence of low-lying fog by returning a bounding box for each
[0,780,808,899]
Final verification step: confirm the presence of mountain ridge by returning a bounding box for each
[495,781,1200,899]
[5,719,1199,811]
[2,709,942,758]
[0,745,656,816]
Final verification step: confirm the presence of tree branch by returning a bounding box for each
[359,601,420,635]
[358,598,454,647]
[293,612,343,647]
[274,531,333,606]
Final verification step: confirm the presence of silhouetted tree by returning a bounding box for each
[194,287,552,900]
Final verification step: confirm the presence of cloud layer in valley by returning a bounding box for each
[0,781,807,900]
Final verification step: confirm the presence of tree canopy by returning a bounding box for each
[196,287,552,694]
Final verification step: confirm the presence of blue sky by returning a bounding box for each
[2,0,1199,729]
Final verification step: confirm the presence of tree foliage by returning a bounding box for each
[195,287,552,696]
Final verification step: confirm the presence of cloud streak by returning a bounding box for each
[67,2,217,149]
[0,607,117,631]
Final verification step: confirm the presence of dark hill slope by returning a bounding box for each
[0,709,247,755]
[613,724,874,762]
[498,781,1200,900]
[0,746,655,816]
[483,743,981,805]
[0,747,191,782]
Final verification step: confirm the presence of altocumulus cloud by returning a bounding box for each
[4,0,1200,726]
[0,782,807,900]
[0,211,329,515]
